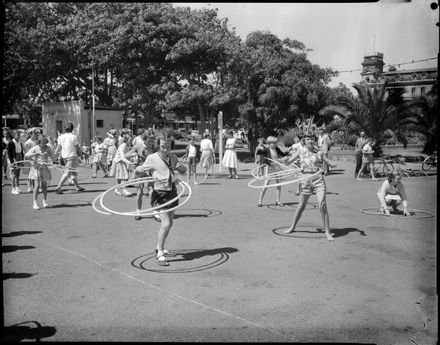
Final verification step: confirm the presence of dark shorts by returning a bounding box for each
[151,184,179,210]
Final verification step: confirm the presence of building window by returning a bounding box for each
[411,87,416,95]
[421,87,425,95]
[96,120,104,128]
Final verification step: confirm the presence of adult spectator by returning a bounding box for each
[7,130,24,194]
[53,122,85,193]
[354,131,367,178]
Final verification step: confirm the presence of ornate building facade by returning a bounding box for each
[360,52,437,100]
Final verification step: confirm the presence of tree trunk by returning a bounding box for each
[197,100,206,133]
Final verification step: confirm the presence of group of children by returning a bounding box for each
[253,129,410,242]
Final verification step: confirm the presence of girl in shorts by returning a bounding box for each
[25,136,56,209]
[134,133,187,266]
[284,131,337,241]
[185,137,200,184]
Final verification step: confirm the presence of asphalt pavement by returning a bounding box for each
[1,158,437,343]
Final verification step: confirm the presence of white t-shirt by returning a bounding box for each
[188,145,197,157]
[57,133,79,158]
[200,138,214,151]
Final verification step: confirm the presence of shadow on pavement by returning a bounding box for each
[168,247,238,262]
[2,231,42,237]
[3,272,35,280]
[2,321,56,342]
[174,208,222,219]
[331,227,366,238]
[2,245,35,253]
[48,202,92,208]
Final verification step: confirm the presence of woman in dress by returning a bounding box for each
[199,133,215,177]
[109,133,134,196]
[221,130,239,179]
[284,131,337,241]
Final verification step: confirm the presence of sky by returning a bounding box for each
[173,1,439,91]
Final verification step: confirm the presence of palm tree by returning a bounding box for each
[401,90,437,154]
[320,82,415,156]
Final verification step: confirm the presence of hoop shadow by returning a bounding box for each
[331,227,366,238]
[2,245,35,253]
[131,247,238,273]
[195,182,221,185]
[174,208,222,219]
[266,202,318,211]
[327,169,345,175]
[2,231,42,237]
[48,201,92,208]
[3,272,35,280]
[3,321,56,342]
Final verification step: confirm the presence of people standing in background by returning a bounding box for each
[185,137,200,184]
[357,138,377,181]
[354,131,367,178]
[199,133,215,177]
[108,133,134,196]
[24,129,40,193]
[104,129,117,173]
[222,130,239,179]
[91,136,108,178]
[53,122,85,194]
[7,130,24,194]
[25,136,56,209]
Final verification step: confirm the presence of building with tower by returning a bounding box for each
[360,52,437,100]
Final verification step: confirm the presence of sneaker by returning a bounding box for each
[114,190,123,196]
[76,187,85,192]
[33,204,40,210]
[11,189,19,195]
[16,188,22,194]
[92,174,97,178]
[42,201,49,208]
[27,187,33,193]
[55,189,63,194]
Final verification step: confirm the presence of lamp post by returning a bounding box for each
[91,66,95,141]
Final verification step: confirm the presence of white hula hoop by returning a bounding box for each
[251,164,268,178]
[248,170,322,189]
[360,207,434,219]
[96,178,192,216]
[266,157,291,170]
[252,166,303,181]
[194,172,209,185]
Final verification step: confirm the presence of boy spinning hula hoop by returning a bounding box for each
[134,133,187,266]
[284,130,337,241]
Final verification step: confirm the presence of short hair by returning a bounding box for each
[137,128,144,136]
[64,122,74,132]
[386,172,402,183]
[39,136,49,145]
[257,137,265,144]
[266,136,278,144]
[203,133,210,138]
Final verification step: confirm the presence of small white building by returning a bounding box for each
[42,100,123,144]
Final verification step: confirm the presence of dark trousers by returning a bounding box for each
[354,152,362,176]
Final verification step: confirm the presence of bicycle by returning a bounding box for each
[372,153,394,177]
[422,152,437,172]
[393,156,427,177]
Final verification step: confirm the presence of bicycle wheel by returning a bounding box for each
[382,161,394,175]
[422,157,434,172]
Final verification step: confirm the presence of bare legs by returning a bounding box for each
[258,179,282,205]
[284,191,334,241]
[357,161,377,181]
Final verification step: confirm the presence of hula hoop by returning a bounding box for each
[252,165,302,181]
[248,170,322,189]
[251,164,268,178]
[100,180,191,217]
[360,207,434,219]
[266,157,291,170]
[94,177,192,217]
[194,172,209,185]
